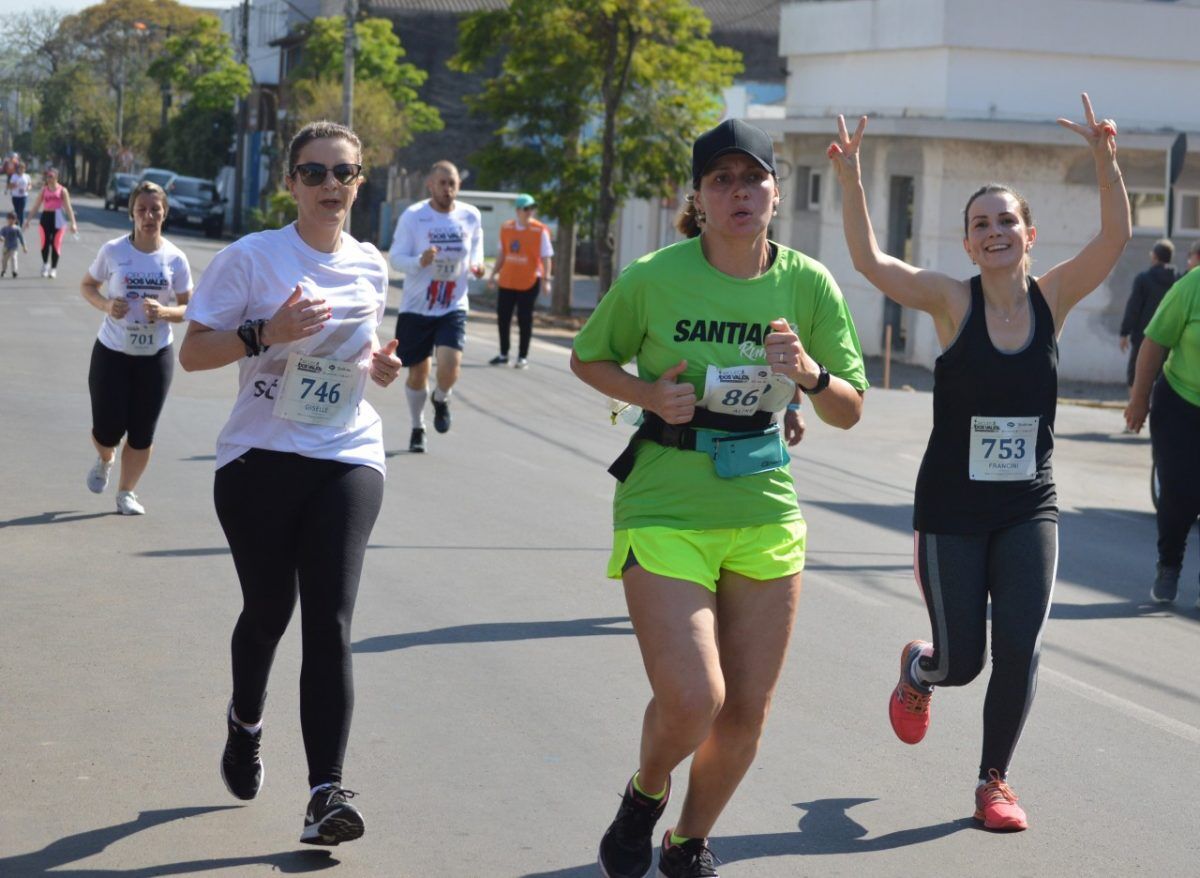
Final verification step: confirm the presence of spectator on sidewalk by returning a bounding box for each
[487,193,553,369]
[1121,239,1178,387]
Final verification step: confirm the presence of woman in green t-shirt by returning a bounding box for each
[1125,267,1200,606]
[572,119,867,878]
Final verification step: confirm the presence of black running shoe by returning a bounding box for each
[301,786,365,846]
[489,354,509,365]
[409,427,426,453]
[220,706,263,801]
[598,775,670,878]
[432,396,452,433]
[1152,563,1181,603]
[657,832,719,877]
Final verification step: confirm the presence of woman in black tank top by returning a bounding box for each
[829,94,1131,831]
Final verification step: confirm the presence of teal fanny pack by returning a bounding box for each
[695,425,787,478]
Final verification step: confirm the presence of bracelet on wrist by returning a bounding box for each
[786,402,802,412]
[1098,171,1123,192]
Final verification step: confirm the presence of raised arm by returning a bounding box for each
[829,115,961,318]
[1037,93,1132,324]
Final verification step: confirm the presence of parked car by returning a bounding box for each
[164,175,225,238]
[104,172,138,211]
[137,167,177,190]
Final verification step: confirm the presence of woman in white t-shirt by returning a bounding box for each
[9,162,31,226]
[80,181,192,516]
[179,121,402,847]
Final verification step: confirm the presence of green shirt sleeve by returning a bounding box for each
[803,263,870,392]
[572,263,646,364]
[1143,272,1195,349]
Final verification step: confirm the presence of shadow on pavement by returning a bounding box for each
[519,797,973,877]
[138,547,230,557]
[0,805,340,875]
[1056,430,1149,445]
[0,510,113,528]
[354,616,632,653]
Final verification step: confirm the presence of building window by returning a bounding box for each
[808,171,822,210]
[1178,192,1200,234]
[1129,191,1167,233]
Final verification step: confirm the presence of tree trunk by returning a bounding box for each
[553,217,576,317]
[594,16,637,300]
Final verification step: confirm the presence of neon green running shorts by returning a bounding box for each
[606,520,807,593]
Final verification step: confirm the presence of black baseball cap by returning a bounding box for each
[691,119,776,189]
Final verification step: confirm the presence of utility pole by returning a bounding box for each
[233,0,250,235]
[342,0,357,128]
[342,0,357,236]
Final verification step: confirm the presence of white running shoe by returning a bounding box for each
[49,267,57,278]
[116,490,146,515]
[87,457,114,493]
[40,263,49,277]
[515,357,529,369]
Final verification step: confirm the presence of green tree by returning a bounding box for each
[290,16,441,145]
[292,76,417,171]
[453,0,741,306]
[148,16,250,113]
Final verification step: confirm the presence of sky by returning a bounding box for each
[0,0,243,13]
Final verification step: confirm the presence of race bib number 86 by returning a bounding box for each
[968,416,1038,481]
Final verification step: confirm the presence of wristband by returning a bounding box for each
[237,319,271,357]
[786,402,802,412]
[798,363,830,395]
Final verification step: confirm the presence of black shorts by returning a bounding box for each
[395,310,466,365]
[87,339,174,449]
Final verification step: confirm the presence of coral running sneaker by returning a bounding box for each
[974,769,1028,831]
[888,639,934,744]
[658,831,719,877]
[598,775,670,878]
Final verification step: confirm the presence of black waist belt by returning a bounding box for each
[608,409,776,482]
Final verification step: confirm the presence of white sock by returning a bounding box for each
[431,386,452,403]
[406,385,428,428]
[229,704,262,735]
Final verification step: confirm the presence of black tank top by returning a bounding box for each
[913,276,1058,534]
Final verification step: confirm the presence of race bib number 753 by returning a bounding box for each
[968,416,1038,481]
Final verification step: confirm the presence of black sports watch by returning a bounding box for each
[798,363,830,395]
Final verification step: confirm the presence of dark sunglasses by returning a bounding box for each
[290,162,362,187]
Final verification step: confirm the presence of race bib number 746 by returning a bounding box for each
[273,353,359,428]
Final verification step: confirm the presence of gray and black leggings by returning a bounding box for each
[913,520,1058,780]
[214,449,384,789]
[1150,377,1200,571]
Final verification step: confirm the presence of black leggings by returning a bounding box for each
[88,340,174,449]
[496,280,539,358]
[913,520,1058,779]
[214,449,384,788]
[40,211,62,267]
[1150,377,1200,569]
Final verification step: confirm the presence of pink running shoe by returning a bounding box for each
[888,640,933,744]
[974,769,1028,831]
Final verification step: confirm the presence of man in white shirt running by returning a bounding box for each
[388,160,484,453]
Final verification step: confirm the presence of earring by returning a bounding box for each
[696,210,707,223]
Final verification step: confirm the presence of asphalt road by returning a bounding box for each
[1,195,1197,876]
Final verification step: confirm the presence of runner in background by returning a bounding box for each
[0,212,26,278]
[25,166,77,278]
[9,161,31,226]
[487,193,553,369]
[80,181,191,516]
[179,121,403,846]
[829,93,1130,831]
[388,160,485,452]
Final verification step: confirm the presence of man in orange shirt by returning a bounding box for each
[487,193,553,368]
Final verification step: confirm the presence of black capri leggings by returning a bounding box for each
[214,449,384,789]
[88,340,174,449]
[913,520,1058,779]
[1150,377,1200,570]
[496,279,540,359]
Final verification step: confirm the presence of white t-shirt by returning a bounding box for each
[9,174,30,198]
[388,200,484,316]
[89,236,192,353]
[185,224,390,473]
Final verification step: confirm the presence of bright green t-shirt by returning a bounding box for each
[1144,268,1200,408]
[574,237,868,531]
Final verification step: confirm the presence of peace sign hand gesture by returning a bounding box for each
[827,115,867,185]
[1056,93,1117,160]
